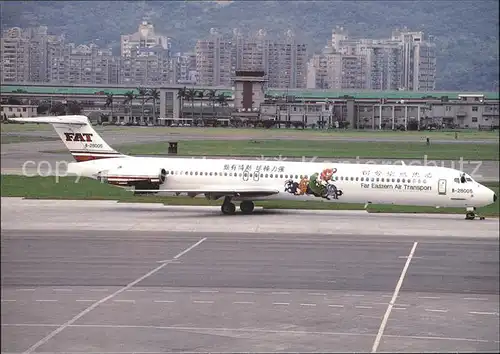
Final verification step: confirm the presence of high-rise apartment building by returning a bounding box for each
[195,28,234,86]
[195,28,307,89]
[120,21,171,58]
[307,26,436,91]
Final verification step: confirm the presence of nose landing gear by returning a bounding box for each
[465,207,485,220]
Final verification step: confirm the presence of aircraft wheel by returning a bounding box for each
[221,202,236,215]
[465,211,476,220]
[240,200,255,214]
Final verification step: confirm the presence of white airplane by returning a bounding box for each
[9,115,497,219]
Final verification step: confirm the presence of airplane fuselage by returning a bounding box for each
[68,155,495,209]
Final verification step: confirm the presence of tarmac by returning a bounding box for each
[1,198,499,353]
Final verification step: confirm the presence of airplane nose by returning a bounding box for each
[494,193,498,203]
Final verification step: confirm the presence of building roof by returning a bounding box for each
[1,84,498,100]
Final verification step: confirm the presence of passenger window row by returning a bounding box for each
[165,170,427,184]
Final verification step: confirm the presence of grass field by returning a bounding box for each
[114,140,499,161]
[2,175,498,217]
[2,122,499,140]
[0,134,59,144]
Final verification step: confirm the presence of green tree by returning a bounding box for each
[137,87,149,123]
[148,88,160,124]
[184,88,197,125]
[104,93,114,122]
[206,89,217,118]
[176,86,187,119]
[123,91,136,122]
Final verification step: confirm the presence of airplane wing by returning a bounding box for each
[131,186,280,198]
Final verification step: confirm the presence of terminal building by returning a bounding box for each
[1,83,498,130]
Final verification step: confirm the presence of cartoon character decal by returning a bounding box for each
[284,167,343,200]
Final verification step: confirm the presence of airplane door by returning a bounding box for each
[253,171,260,182]
[242,171,250,181]
[438,179,447,195]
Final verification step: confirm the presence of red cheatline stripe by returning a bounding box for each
[73,155,122,162]
[70,150,122,155]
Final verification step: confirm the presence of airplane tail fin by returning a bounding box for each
[8,115,126,162]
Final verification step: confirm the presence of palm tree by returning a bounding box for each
[104,93,114,123]
[176,86,187,119]
[197,90,205,122]
[137,87,149,124]
[148,88,160,124]
[206,89,217,118]
[185,88,197,125]
[123,91,136,123]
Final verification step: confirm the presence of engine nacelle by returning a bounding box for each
[97,167,167,190]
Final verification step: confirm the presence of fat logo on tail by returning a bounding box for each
[8,115,126,162]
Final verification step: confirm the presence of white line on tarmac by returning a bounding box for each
[464,297,489,301]
[193,300,214,304]
[53,288,72,292]
[200,290,219,293]
[16,288,35,292]
[35,300,57,302]
[272,292,290,295]
[1,299,16,302]
[273,302,289,305]
[328,304,344,308]
[469,311,499,316]
[233,301,254,304]
[300,303,316,307]
[425,308,448,313]
[21,237,207,354]
[236,291,255,294]
[419,296,441,299]
[113,300,135,303]
[372,241,418,353]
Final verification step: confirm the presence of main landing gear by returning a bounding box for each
[465,207,485,220]
[221,197,255,215]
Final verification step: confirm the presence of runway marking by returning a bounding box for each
[16,288,35,292]
[308,292,327,296]
[272,291,290,295]
[5,323,499,344]
[113,300,135,303]
[200,290,219,293]
[21,237,207,354]
[419,296,441,299]
[193,300,214,304]
[53,288,72,292]
[273,302,290,306]
[236,291,255,294]
[469,311,499,316]
[372,241,418,353]
[162,289,182,293]
[35,299,57,302]
[1,299,16,302]
[75,300,96,302]
[425,308,448,313]
[393,307,407,310]
[347,294,365,297]
[328,304,344,308]
[300,303,316,307]
[464,297,488,301]
[154,300,175,303]
[90,289,109,292]
[126,289,146,292]
[356,305,373,309]
[233,301,254,305]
